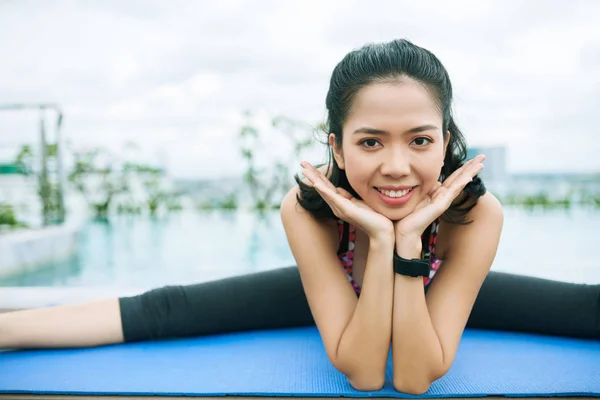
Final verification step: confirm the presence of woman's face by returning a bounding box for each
[330,79,448,221]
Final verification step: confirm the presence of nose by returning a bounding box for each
[379,146,411,177]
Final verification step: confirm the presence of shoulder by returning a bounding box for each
[280,163,337,232]
[464,191,503,225]
[436,192,503,260]
[280,182,339,252]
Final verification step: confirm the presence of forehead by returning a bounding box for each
[345,80,442,130]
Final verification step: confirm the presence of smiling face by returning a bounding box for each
[330,79,448,221]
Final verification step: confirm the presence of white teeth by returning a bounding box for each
[377,188,412,198]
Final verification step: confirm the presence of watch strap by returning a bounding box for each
[393,250,431,277]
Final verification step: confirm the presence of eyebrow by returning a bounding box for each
[352,124,439,135]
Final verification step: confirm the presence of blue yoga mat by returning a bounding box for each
[1,327,599,397]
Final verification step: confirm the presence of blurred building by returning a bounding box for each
[465,146,599,199]
[506,172,600,199]
[466,146,507,182]
[466,146,508,195]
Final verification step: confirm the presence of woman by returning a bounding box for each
[1,39,598,395]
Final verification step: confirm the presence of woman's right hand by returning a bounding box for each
[300,161,394,241]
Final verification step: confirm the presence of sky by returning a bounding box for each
[0,0,599,178]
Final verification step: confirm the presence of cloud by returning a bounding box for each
[0,0,598,177]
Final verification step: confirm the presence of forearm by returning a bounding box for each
[336,235,395,388]
[391,239,444,393]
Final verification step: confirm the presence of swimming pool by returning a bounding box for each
[1,207,598,288]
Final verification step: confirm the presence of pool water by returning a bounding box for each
[1,207,598,288]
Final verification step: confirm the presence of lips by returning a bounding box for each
[374,186,416,206]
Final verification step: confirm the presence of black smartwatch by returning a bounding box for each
[393,250,431,278]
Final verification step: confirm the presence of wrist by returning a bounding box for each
[394,235,422,259]
[369,230,395,252]
[369,226,395,245]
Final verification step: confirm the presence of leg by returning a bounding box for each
[0,266,313,349]
[119,266,314,342]
[467,271,600,339]
[0,298,124,349]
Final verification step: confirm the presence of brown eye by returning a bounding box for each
[360,139,381,148]
[412,137,432,146]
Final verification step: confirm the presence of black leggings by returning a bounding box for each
[118,267,600,342]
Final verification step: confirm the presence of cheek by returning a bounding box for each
[423,159,443,179]
[343,155,374,195]
[417,154,444,191]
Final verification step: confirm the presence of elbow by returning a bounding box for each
[333,357,385,391]
[334,342,387,392]
[393,376,432,395]
[347,374,385,392]
[393,365,447,395]
[392,354,449,394]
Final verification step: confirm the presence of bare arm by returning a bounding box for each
[280,185,394,391]
[391,192,504,394]
[335,234,395,390]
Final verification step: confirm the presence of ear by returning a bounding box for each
[328,133,345,170]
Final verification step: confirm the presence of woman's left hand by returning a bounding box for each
[394,154,486,242]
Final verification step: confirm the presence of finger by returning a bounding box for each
[301,162,354,213]
[312,181,334,202]
[310,163,339,191]
[300,161,320,186]
[441,157,475,187]
[443,155,485,188]
[434,166,481,205]
[314,181,350,210]
[336,187,354,201]
[400,200,447,235]
[465,155,486,179]
[312,183,342,217]
[314,183,359,223]
[413,195,432,213]
[429,185,455,209]
[454,158,485,188]
[427,181,442,197]
[439,163,466,188]
[300,161,335,191]
[426,155,486,216]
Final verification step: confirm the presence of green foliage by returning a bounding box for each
[166,201,183,211]
[67,147,129,220]
[14,144,34,175]
[220,193,238,210]
[0,203,28,230]
[197,193,237,211]
[46,144,58,158]
[123,163,162,174]
[13,143,65,225]
[498,192,599,209]
[237,111,316,211]
[116,203,143,214]
[142,173,166,216]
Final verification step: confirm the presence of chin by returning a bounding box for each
[380,208,414,222]
[365,201,416,221]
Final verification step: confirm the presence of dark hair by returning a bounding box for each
[295,39,486,224]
